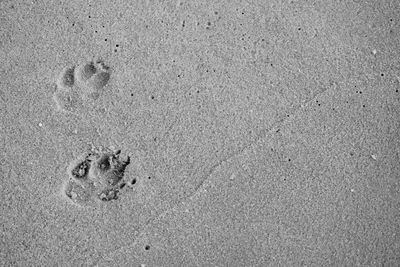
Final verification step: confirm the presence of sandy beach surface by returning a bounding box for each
[1,0,399,266]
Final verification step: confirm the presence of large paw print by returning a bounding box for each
[60,147,130,208]
[52,59,111,114]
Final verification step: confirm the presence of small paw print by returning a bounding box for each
[52,59,112,114]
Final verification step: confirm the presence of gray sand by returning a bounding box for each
[1,0,399,266]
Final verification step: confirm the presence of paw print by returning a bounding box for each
[52,59,112,114]
[60,147,131,208]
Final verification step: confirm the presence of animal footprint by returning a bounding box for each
[60,147,131,208]
[53,59,111,113]
[74,60,111,98]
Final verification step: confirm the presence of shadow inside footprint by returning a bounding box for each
[73,60,111,99]
[69,156,92,181]
[75,61,97,83]
[95,153,130,185]
[89,148,131,202]
[109,156,130,181]
[96,153,112,173]
[61,178,95,207]
[56,66,75,89]
[87,71,111,91]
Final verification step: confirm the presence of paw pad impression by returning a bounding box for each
[61,146,131,207]
[53,59,112,113]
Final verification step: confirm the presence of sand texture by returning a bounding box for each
[1,0,399,266]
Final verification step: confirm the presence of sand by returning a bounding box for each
[1,0,399,266]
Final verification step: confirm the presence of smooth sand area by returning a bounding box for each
[1,0,399,266]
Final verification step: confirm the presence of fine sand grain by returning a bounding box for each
[1,0,399,266]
